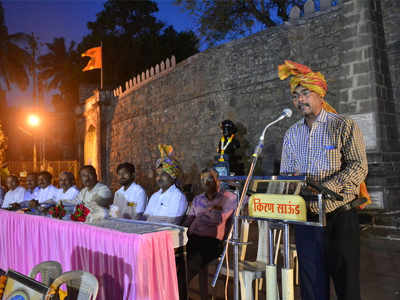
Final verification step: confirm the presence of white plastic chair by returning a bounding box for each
[238,221,280,300]
[29,260,63,286]
[217,219,282,300]
[45,270,99,300]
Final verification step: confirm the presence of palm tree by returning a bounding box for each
[38,37,83,160]
[0,2,32,93]
[38,37,82,108]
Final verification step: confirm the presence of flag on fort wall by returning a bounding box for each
[81,46,102,72]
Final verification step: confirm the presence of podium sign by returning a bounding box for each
[249,194,307,222]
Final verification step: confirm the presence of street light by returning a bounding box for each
[27,114,40,171]
[28,114,40,127]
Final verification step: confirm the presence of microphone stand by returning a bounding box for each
[211,115,288,300]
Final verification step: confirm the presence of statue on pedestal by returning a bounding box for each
[215,120,243,176]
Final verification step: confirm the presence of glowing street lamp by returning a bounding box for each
[27,114,40,127]
[27,114,40,171]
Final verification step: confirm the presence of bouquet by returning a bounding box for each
[71,204,90,222]
[0,275,7,299]
[48,201,66,219]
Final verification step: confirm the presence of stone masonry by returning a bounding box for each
[78,0,400,209]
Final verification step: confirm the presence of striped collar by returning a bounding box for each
[296,108,329,128]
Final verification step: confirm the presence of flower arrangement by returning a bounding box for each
[0,275,7,299]
[47,283,58,299]
[71,204,90,222]
[48,201,66,219]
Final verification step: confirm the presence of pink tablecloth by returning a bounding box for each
[0,210,179,300]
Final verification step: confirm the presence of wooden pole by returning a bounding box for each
[100,41,103,89]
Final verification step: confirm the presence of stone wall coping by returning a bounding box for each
[113,56,176,99]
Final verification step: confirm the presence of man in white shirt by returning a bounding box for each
[144,145,187,224]
[24,173,39,202]
[29,171,59,208]
[2,175,25,209]
[75,165,113,223]
[55,171,79,205]
[112,163,147,219]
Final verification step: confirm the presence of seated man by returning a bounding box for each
[144,145,187,224]
[111,162,147,219]
[0,185,4,207]
[2,175,26,209]
[76,165,113,223]
[182,168,237,281]
[55,171,79,205]
[24,173,39,202]
[29,171,59,208]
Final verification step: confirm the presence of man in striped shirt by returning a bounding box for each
[279,61,367,300]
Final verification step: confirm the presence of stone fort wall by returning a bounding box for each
[79,0,400,209]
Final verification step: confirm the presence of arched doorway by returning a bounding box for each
[84,125,98,173]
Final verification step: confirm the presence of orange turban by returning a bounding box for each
[278,60,337,113]
[278,60,371,209]
[278,60,327,96]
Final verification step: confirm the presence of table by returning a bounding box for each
[0,210,186,300]
[91,218,188,249]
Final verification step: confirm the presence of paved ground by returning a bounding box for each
[359,226,400,300]
[188,224,400,300]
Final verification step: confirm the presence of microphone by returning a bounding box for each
[282,108,293,119]
[252,108,293,157]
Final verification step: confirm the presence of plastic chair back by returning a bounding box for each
[29,261,62,286]
[46,270,99,300]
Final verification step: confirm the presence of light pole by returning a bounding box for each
[27,114,40,171]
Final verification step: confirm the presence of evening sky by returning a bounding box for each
[3,0,196,107]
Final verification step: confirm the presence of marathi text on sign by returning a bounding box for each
[249,194,307,222]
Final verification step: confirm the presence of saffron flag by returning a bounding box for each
[81,46,102,72]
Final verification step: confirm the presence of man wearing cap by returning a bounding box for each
[144,145,187,225]
[279,60,368,300]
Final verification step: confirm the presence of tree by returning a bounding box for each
[0,2,31,164]
[37,37,83,108]
[0,2,32,94]
[78,0,199,88]
[37,38,83,160]
[175,0,305,45]
[51,93,72,113]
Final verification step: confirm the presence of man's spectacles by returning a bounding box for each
[292,89,311,101]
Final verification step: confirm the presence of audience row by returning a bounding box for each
[0,163,190,224]
[1,157,238,292]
